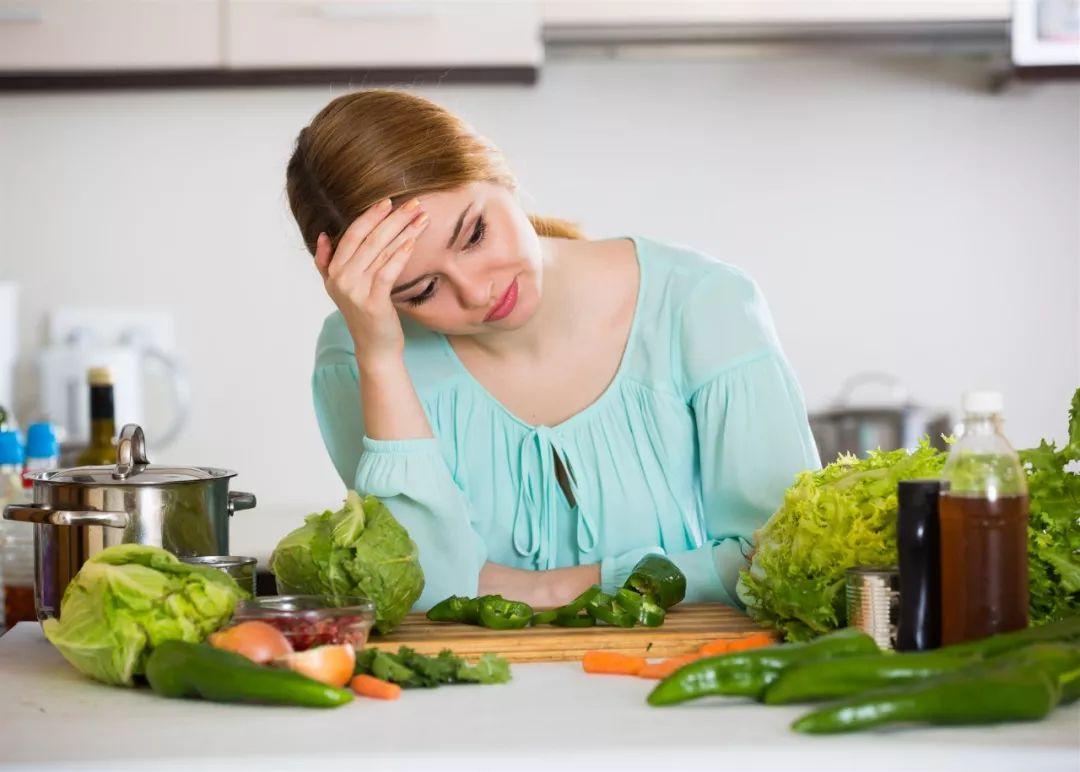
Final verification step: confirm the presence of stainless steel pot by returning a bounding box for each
[2,423,256,621]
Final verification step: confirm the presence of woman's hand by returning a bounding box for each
[314,197,430,370]
[479,562,601,608]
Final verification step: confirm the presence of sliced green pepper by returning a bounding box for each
[426,595,475,623]
[551,613,597,628]
[477,595,533,630]
[648,627,880,705]
[554,585,602,619]
[587,591,636,628]
[623,554,686,610]
[615,588,666,627]
[531,609,559,626]
[145,641,353,708]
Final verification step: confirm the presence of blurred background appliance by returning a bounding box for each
[809,372,953,464]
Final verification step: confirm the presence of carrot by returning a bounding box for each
[582,651,647,675]
[350,674,402,700]
[725,632,775,652]
[697,640,732,657]
[638,653,701,680]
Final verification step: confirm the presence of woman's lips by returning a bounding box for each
[484,278,519,322]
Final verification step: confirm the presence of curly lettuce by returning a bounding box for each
[737,441,947,641]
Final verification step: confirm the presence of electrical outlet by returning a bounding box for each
[48,309,176,354]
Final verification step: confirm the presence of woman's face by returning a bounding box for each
[388,181,543,335]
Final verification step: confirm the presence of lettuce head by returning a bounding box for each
[43,544,244,686]
[269,491,425,634]
[737,440,947,642]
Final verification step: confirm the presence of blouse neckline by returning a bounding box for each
[437,234,647,434]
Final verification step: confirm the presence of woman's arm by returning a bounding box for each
[479,562,600,608]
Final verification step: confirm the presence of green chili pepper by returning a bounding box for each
[144,641,354,708]
[623,554,686,610]
[477,595,533,630]
[942,616,1080,658]
[648,627,880,706]
[586,591,637,628]
[614,588,665,627]
[764,649,980,704]
[791,643,1080,734]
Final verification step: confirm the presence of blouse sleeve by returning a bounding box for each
[312,359,488,611]
[664,267,820,605]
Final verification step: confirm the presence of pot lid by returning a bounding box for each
[37,424,235,486]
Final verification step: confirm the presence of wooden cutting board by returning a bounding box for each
[367,603,775,663]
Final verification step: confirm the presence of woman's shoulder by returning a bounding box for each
[313,311,461,391]
[632,234,757,299]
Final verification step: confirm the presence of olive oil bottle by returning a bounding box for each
[75,367,117,465]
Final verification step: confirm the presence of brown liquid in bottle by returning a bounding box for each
[939,493,1029,645]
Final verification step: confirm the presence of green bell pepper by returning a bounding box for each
[145,641,354,708]
[477,595,533,630]
[586,591,636,628]
[623,554,686,610]
[615,588,666,627]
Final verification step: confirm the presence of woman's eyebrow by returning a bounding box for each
[446,202,472,249]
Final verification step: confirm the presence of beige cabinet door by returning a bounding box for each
[226,0,542,68]
[0,0,220,71]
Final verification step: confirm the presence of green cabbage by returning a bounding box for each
[737,440,947,642]
[269,491,425,634]
[43,544,244,686]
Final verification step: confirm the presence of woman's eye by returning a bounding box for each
[466,215,487,249]
[406,279,437,307]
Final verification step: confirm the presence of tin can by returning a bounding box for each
[180,555,257,598]
[846,566,900,651]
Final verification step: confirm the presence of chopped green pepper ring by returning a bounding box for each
[531,609,559,626]
[587,591,637,628]
[554,585,602,619]
[551,613,596,628]
[615,588,666,627]
[426,595,474,623]
[477,595,533,630]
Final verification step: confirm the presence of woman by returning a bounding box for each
[286,89,819,612]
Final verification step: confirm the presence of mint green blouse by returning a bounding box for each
[312,235,820,611]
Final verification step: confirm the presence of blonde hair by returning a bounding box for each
[286,89,584,255]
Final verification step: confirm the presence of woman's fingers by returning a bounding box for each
[371,237,418,296]
[366,211,430,276]
[345,198,426,272]
[313,233,332,280]
[328,198,393,273]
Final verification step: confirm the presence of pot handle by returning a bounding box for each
[227,491,257,515]
[3,503,129,528]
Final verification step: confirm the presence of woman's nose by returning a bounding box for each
[448,265,494,309]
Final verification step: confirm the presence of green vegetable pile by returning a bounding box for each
[427,554,686,630]
[739,388,1080,642]
[355,646,511,687]
[43,544,245,686]
[270,490,425,635]
[648,617,1080,734]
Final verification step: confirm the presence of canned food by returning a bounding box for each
[180,555,257,598]
[845,566,900,651]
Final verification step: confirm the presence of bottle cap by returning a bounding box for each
[87,366,114,386]
[0,430,24,466]
[26,422,59,460]
[962,390,1003,415]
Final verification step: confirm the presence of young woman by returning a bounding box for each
[286,89,820,612]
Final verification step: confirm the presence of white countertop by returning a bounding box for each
[2,623,1079,772]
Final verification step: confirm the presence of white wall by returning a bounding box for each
[1,54,1078,559]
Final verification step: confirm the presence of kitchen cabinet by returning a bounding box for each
[0,0,219,71]
[226,0,542,68]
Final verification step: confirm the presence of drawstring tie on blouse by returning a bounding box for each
[511,426,597,570]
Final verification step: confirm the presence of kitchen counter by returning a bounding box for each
[2,623,1078,771]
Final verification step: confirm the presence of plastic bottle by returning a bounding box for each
[938,391,1029,645]
[0,429,27,630]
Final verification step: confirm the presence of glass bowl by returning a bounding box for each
[231,595,375,651]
